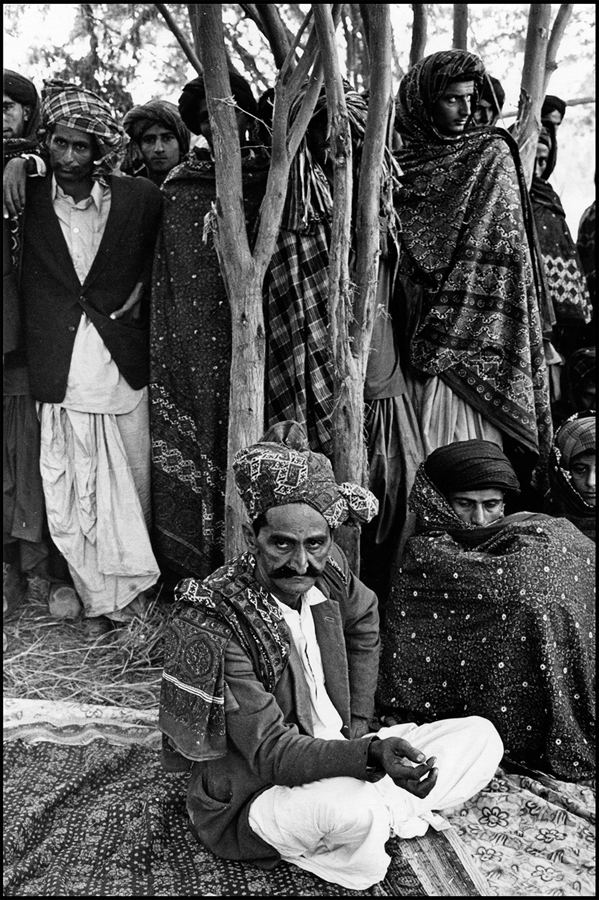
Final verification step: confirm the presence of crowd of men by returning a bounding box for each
[3,56,595,891]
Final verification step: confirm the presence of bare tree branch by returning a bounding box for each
[452,4,468,50]
[256,3,294,68]
[544,3,573,93]
[155,3,203,75]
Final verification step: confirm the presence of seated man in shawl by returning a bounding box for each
[392,50,552,504]
[158,421,503,892]
[149,72,269,585]
[122,100,190,186]
[3,69,77,625]
[546,412,596,542]
[18,80,163,637]
[377,439,595,784]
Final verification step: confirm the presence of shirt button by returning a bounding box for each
[73,227,80,234]
[68,325,76,332]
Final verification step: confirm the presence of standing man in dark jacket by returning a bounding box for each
[159,421,503,891]
[19,80,162,636]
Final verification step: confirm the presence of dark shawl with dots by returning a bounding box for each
[377,463,596,782]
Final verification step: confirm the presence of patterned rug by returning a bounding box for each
[3,738,488,897]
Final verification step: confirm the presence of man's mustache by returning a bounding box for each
[271,563,320,580]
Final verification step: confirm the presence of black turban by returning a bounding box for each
[541,94,566,121]
[4,69,38,107]
[178,72,257,135]
[424,440,521,498]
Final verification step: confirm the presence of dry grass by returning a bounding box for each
[3,576,172,709]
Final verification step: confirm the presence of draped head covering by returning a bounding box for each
[3,69,41,141]
[479,74,505,118]
[233,421,378,529]
[395,49,485,143]
[565,347,596,406]
[40,79,129,180]
[122,99,190,154]
[554,414,596,468]
[424,440,521,498]
[541,94,567,123]
[178,72,258,135]
[547,412,596,540]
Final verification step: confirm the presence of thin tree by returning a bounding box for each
[452,4,468,50]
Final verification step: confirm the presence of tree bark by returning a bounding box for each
[452,4,468,50]
[512,3,552,189]
[410,4,428,69]
[195,4,323,557]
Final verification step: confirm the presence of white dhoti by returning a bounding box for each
[248,715,503,890]
[406,374,503,457]
[39,396,160,619]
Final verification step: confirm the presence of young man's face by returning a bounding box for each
[431,80,475,136]
[447,488,506,526]
[47,124,95,182]
[243,503,333,608]
[535,142,550,178]
[140,123,181,176]
[569,451,596,506]
[3,93,29,139]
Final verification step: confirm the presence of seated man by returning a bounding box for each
[378,439,595,784]
[546,411,596,542]
[158,421,503,891]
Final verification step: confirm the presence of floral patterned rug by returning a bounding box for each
[3,699,595,896]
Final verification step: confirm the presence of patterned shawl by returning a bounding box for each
[393,50,552,462]
[159,552,290,763]
[546,411,596,542]
[377,463,596,781]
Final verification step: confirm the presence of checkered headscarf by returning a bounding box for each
[553,413,596,469]
[233,421,378,530]
[41,79,129,180]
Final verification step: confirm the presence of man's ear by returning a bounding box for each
[242,522,258,553]
[23,105,31,122]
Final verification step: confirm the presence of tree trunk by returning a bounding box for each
[512,4,552,189]
[452,4,468,50]
[410,4,428,68]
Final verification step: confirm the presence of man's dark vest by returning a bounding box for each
[20,173,162,403]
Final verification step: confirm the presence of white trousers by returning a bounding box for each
[248,716,503,891]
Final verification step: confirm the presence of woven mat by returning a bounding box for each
[3,736,489,897]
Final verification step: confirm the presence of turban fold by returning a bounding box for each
[3,69,41,139]
[424,440,521,497]
[178,72,258,135]
[41,79,129,179]
[554,414,596,468]
[233,421,378,530]
[122,100,190,155]
[541,94,567,122]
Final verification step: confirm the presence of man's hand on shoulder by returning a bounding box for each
[367,736,438,799]
[3,157,28,218]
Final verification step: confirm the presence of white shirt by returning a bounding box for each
[274,586,346,742]
[52,176,142,414]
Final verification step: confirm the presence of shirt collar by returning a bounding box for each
[51,174,106,210]
[273,585,328,615]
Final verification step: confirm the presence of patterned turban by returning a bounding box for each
[424,440,521,498]
[233,421,379,530]
[554,413,596,469]
[41,79,129,179]
[122,100,191,155]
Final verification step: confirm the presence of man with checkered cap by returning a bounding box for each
[19,80,163,637]
[158,420,502,890]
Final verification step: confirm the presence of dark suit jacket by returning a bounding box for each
[20,173,162,403]
[171,546,381,867]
